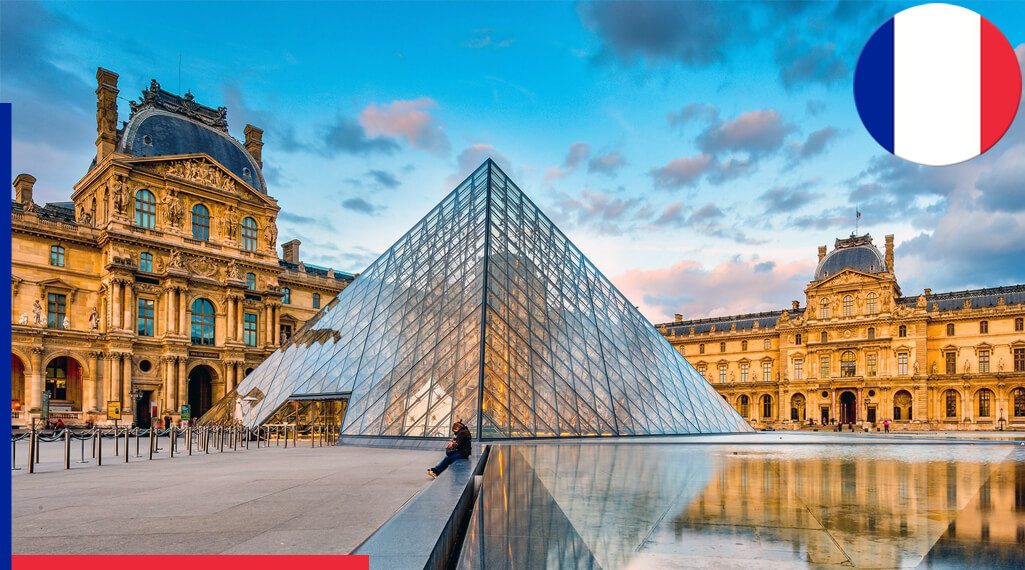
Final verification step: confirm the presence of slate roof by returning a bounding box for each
[11,200,77,223]
[897,284,1025,312]
[279,260,355,283]
[658,308,805,335]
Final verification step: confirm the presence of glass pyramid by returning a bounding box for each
[201,160,752,438]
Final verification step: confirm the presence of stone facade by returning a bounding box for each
[658,234,1025,431]
[11,68,353,428]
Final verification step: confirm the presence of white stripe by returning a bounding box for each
[894,4,980,166]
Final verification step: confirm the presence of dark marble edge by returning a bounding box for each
[488,434,1025,446]
[352,444,491,570]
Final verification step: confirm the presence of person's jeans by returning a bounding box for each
[432,452,467,474]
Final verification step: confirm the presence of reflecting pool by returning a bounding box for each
[458,439,1025,568]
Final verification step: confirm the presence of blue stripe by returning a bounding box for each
[854,18,895,154]
[1,103,11,560]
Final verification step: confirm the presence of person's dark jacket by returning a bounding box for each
[454,425,472,456]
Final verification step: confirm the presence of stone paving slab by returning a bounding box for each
[11,438,440,555]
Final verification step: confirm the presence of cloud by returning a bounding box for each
[366,169,401,189]
[588,151,627,176]
[696,109,791,156]
[552,189,641,234]
[667,103,718,127]
[222,85,308,153]
[341,197,385,215]
[612,256,816,322]
[336,246,383,272]
[464,29,515,49]
[576,1,746,67]
[759,180,822,214]
[447,144,512,186]
[806,100,826,116]
[321,114,400,156]
[649,153,714,189]
[788,126,840,162]
[775,37,849,89]
[545,142,591,181]
[359,98,450,156]
[976,143,1025,212]
[276,211,337,233]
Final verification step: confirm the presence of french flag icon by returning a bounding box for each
[854,3,1022,166]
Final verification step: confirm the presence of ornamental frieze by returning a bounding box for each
[166,159,237,193]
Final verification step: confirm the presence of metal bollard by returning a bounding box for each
[205,427,210,454]
[115,427,120,457]
[187,426,192,456]
[135,427,141,457]
[284,425,288,449]
[169,426,174,458]
[148,428,155,460]
[64,429,71,470]
[79,434,88,464]
[12,436,21,471]
[28,424,36,474]
[246,427,250,450]
[219,427,225,453]
[97,430,102,466]
[292,423,297,447]
[124,428,129,463]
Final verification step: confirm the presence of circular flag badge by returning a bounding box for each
[854,3,1022,166]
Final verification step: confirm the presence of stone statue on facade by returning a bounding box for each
[227,259,240,280]
[931,361,937,374]
[162,188,184,228]
[18,313,28,325]
[32,300,44,326]
[77,204,93,226]
[62,316,71,329]
[916,294,927,309]
[999,358,1004,372]
[168,249,185,270]
[264,217,277,248]
[223,206,239,240]
[913,361,919,375]
[88,307,100,331]
[964,360,971,374]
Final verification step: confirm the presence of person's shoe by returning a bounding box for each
[427,468,437,479]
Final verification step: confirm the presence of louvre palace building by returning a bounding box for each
[658,234,1025,431]
[10,68,353,428]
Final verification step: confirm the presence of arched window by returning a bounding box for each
[898,325,907,337]
[943,390,959,419]
[190,298,216,346]
[135,189,156,228]
[821,331,828,343]
[192,204,210,241]
[246,273,256,290]
[720,341,726,353]
[866,292,878,315]
[742,340,748,351]
[867,327,875,340]
[1013,388,1025,418]
[977,389,994,417]
[761,395,772,419]
[790,393,806,422]
[50,245,65,267]
[241,217,258,251]
[979,321,988,334]
[893,390,913,421]
[1016,318,1024,332]
[312,293,321,309]
[946,323,955,336]
[819,298,830,319]
[282,287,291,304]
[840,351,856,377]
[739,395,749,417]
[795,334,802,345]
[139,252,153,272]
[843,295,854,317]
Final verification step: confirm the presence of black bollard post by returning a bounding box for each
[205,427,210,454]
[169,426,174,458]
[124,428,129,463]
[115,427,119,457]
[219,427,225,453]
[284,425,288,449]
[292,423,297,447]
[246,427,250,450]
[92,430,97,459]
[28,421,36,474]
[97,430,102,466]
[135,427,141,457]
[64,429,71,470]
[187,426,192,456]
[12,435,20,471]
[148,427,154,460]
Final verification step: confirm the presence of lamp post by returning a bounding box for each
[129,388,143,429]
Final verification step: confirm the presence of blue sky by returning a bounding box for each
[4,1,1025,322]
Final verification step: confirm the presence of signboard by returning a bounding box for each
[41,391,50,421]
[188,351,220,359]
[107,401,121,420]
[181,404,192,421]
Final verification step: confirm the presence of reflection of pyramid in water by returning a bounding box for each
[204,160,752,438]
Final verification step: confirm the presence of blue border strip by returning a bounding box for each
[2,102,14,559]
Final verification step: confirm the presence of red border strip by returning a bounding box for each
[13,556,369,570]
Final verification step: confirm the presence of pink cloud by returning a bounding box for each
[359,98,450,156]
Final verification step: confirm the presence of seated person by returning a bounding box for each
[428,421,472,479]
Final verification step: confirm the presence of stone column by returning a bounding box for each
[166,288,176,335]
[123,284,134,335]
[27,348,44,412]
[164,358,175,410]
[237,302,245,344]
[111,280,122,330]
[264,305,273,346]
[227,363,236,392]
[226,295,236,341]
[272,305,281,345]
[122,355,132,410]
[179,289,188,338]
[178,358,187,410]
[87,351,101,412]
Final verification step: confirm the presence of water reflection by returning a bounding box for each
[459,442,1025,569]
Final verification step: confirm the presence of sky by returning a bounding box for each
[3,0,1025,324]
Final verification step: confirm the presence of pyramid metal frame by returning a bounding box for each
[201,160,752,439]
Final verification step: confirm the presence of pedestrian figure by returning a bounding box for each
[428,421,472,479]
[163,413,172,430]
[883,419,890,433]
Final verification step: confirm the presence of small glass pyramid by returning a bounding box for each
[201,160,752,438]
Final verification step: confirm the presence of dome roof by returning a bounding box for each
[814,235,887,281]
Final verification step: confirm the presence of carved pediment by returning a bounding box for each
[125,155,276,207]
[808,269,889,290]
[38,278,80,302]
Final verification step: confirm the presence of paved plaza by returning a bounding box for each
[12,436,436,555]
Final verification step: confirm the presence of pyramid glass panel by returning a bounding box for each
[199,160,752,437]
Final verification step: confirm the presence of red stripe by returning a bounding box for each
[12,556,369,570]
[980,17,1022,153]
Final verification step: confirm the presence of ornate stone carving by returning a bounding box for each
[963,299,972,309]
[18,313,28,325]
[167,159,236,192]
[109,174,129,217]
[184,256,218,279]
[32,300,44,326]
[88,307,100,331]
[168,249,185,270]
[264,216,277,248]
[62,316,71,329]
[226,260,240,280]
[161,187,184,228]
[916,294,927,309]
[77,203,93,226]
[129,79,229,132]
[222,205,240,240]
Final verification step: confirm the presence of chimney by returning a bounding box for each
[95,68,119,163]
[674,313,683,322]
[817,245,827,262]
[792,300,800,310]
[244,124,264,168]
[924,288,932,296]
[281,239,301,264]
[884,234,894,272]
[13,174,36,206]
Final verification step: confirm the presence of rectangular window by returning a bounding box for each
[313,293,321,309]
[698,365,707,378]
[898,353,909,376]
[718,365,727,383]
[137,298,154,337]
[979,350,990,373]
[741,363,749,382]
[946,352,957,375]
[50,245,65,267]
[246,273,256,291]
[764,339,771,350]
[140,252,153,272]
[244,313,258,347]
[47,293,67,329]
[979,391,992,417]
[820,356,830,378]
[867,353,877,376]
[762,362,772,382]
[794,359,803,380]
[1016,348,1025,373]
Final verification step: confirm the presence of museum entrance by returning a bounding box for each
[188,366,214,419]
[839,391,857,424]
[263,397,349,441]
[136,390,152,428]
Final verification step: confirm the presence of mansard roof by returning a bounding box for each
[897,284,1025,312]
[658,308,801,335]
